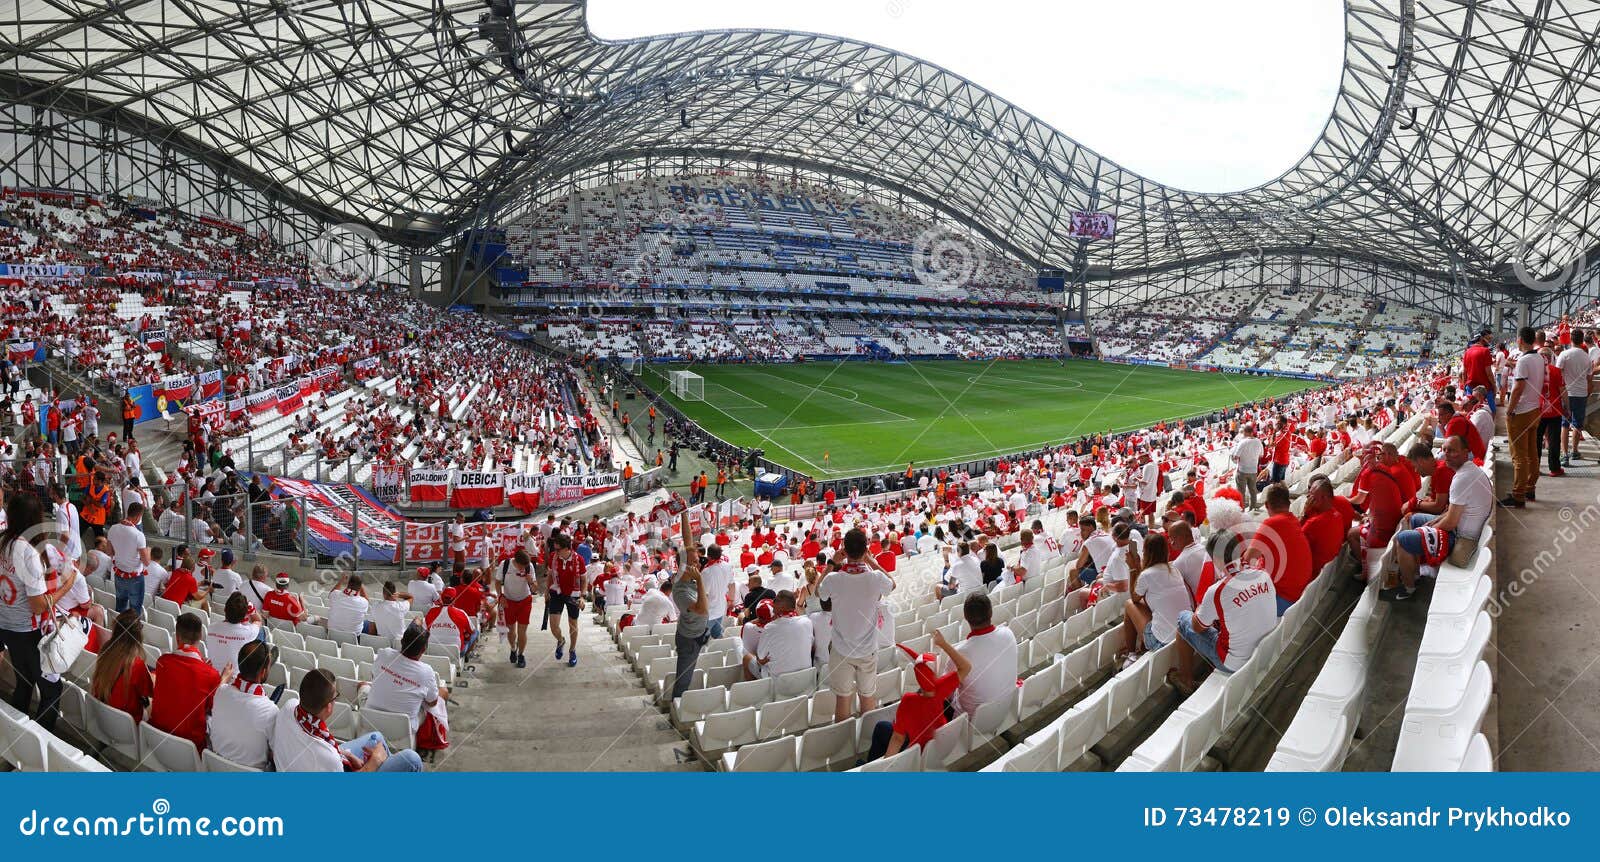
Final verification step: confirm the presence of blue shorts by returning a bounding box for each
[1565,396,1588,429]
[1176,610,1229,673]
[1395,513,1452,558]
[1142,621,1166,651]
[1077,561,1098,588]
[1276,596,1294,617]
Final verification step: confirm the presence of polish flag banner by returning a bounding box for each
[392,521,445,564]
[408,468,452,503]
[507,472,543,513]
[274,383,303,416]
[449,471,505,509]
[247,389,277,414]
[197,369,223,400]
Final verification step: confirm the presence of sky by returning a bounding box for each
[586,0,1346,193]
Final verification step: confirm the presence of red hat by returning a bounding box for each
[753,598,776,624]
[440,587,457,604]
[197,548,216,559]
[896,643,940,691]
[416,566,429,576]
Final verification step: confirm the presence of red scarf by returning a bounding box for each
[234,676,267,697]
[296,703,358,768]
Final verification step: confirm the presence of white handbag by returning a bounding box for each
[38,598,90,678]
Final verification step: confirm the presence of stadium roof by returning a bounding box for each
[4,0,1598,292]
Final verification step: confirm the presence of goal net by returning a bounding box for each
[668,370,705,401]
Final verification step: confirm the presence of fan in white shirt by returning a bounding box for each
[754,593,814,677]
[205,592,264,672]
[951,594,1019,716]
[327,575,376,635]
[406,569,441,612]
[637,581,677,625]
[368,583,414,638]
[209,641,279,770]
[366,633,444,735]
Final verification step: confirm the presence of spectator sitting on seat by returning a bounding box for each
[366,623,448,758]
[1300,476,1355,576]
[753,590,813,678]
[934,541,981,600]
[1168,533,1278,695]
[328,573,377,636]
[1244,483,1313,615]
[261,572,308,625]
[271,668,423,772]
[150,611,228,752]
[1071,521,1138,607]
[1119,532,1192,666]
[739,569,776,623]
[208,640,278,771]
[424,586,474,655]
[740,598,777,680]
[1389,434,1495,600]
[90,609,154,725]
[159,546,203,607]
[205,591,266,672]
[1406,440,1455,517]
[369,581,413,639]
[952,592,1018,716]
[866,628,970,762]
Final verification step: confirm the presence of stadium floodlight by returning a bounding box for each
[668,370,705,401]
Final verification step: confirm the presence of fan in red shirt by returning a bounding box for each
[1350,442,1404,563]
[1245,484,1313,613]
[1438,401,1485,462]
[149,613,224,752]
[161,558,203,606]
[545,533,587,668]
[1406,441,1455,517]
[1300,476,1356,575]
[260,573,308,623]
[867,631,971,762]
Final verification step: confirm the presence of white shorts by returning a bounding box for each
[827,645,878,698]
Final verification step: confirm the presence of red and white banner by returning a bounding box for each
[296,374,317,399]
[542,474,585,506]
[393,521,445,564]
[139,328,167,351]
[247,389,277,415]
[449,471,505,509]
[6,340,35,364]
[353,356,380,380]
[408,468,451,503]
[275,383,303,416]
[197,369,223,400]
[157,374,194,404]
[581,471,622,497]
[226,396,247,419]
[311,365,340,392]
[371,462,406,503]
[186,400,226,431]
[507,472,543,513]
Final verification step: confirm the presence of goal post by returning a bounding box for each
[668,370,704,401]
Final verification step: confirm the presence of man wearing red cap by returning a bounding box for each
[866,629,970,762]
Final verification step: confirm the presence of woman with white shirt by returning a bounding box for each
[1119,532,1193,667]
[0,493,81,731]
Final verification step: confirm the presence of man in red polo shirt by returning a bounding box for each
[1300,476,1355,575]
[149,612,224,752]
[160,547,203,606]
[1245,483,1312,615]
[866,630,971,762]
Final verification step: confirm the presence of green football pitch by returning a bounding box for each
[640,359,1317,479]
